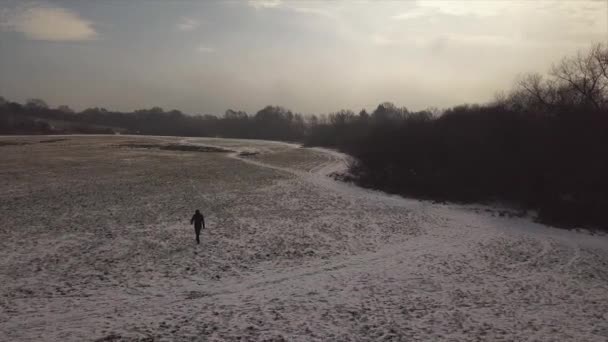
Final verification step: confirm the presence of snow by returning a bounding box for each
[1,135,608,341]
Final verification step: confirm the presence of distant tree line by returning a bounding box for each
[1,43,607,230]
[0,99,307,139]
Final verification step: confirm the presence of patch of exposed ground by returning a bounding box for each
[119,143,232,153]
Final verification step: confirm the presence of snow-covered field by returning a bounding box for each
[1,135,608,341]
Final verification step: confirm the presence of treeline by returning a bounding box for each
[0,98,307,140]
[1,43,607,229]
[306,43,608,230]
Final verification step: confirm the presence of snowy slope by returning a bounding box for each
[1,136,607,341]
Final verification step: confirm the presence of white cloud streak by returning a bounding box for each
[176,17,200,31]
[0,3,97,41]
[291,6,334,18]
[416,0,513,17]
[248,0,283,10]
[197,45,216,53]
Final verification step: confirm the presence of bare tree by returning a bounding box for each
[511,43,608,113]
[550,44,606,110]
[515,73,554,111]
[329,109,356,126]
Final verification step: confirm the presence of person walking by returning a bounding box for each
[190,209,205,244]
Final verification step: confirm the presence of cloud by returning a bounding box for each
[391,8,429,20]
[291,6,334,18]
[392,1,515,21]
[417,1,513,17]
[247,1,335,18]
[248,0,282,9]
[371,34,398,46]
[0,3,97,41]
[246,0,338,22]
[197,45,216,53]
[176,17,200,31]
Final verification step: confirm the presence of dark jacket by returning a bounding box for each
[191,212,205,229]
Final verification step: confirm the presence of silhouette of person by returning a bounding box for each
[190,209,205,244]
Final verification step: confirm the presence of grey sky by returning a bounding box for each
[0,0,606,115]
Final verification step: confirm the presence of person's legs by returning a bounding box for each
[195,227,201,244]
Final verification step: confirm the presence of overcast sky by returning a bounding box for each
[0,0,606,115]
